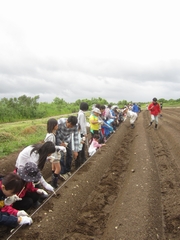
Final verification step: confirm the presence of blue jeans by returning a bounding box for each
[60,142,72,174]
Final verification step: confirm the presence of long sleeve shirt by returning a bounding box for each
[88,139,103,156]
[148,102,161,116]
[15,146,50,190]
[56,118,79,152]
[77,110,87,135]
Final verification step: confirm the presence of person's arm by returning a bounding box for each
[40,176,54,192]
[56,120,64,146]
[73,128,79,153]
[0,212,19,228]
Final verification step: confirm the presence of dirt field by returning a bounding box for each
[1,108,180,240]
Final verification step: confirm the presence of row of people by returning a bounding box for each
[0,101,142,229]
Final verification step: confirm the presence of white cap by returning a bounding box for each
[93,108,101,114]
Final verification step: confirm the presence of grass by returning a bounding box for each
[0,112,91,158]
[0,119,48,157]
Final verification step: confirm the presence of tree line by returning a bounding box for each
[0,95,180,123]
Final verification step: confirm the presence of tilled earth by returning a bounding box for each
[1,108,180,240]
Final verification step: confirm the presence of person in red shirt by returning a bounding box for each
[148,97,161,129]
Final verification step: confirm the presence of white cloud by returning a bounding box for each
[0,0,180,104]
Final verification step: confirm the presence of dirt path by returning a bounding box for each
[1,108,180,240]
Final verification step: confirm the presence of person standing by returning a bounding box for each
[148,97,161,129]
[77,102,89,164]
[56,116,79,180]
[132,103,140,116]
[44,118,66,188]
[89,107,101,141]
[160,102,163,117]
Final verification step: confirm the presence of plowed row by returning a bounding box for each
[2,108,180,240]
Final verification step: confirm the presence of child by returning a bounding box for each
[77,102,89,163]
[88,134,106,156]
[15,141,56,192]
[44,118,66,188]
[89,108,101,143]
[0,172,33,228]
[12,162,49,211]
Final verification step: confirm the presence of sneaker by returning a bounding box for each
[66,172,72,176]
[59,173,69,181]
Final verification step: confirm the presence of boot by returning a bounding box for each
[149,122,152,126]
[155,124,158,129]
[52,175,59,189]
[131,124,135,129]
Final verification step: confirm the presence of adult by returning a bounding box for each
[56,116,79,180]
[123,107,137,129]
[132,103,140,116]
[77,102,89,164]
[148,97,161,129]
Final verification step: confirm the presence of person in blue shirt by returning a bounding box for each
[132,103,140,116]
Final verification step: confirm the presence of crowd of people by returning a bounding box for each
[0,98,161,229]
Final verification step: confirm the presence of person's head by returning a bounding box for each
[108,104,112,109]
[1,172,23,197]
[100,105,106,114]
[47,118,58,133]
[31,142,56,170]
[66,116,78,128]
[153,97,157,105]
[17,162,41,183]
[95,104,101,109]
[80,102,89,111]
[93,134,100,141]
[92,107,101,116]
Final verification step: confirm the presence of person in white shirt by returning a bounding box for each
[77,102,89,163]
[123,107,137,129]
[15,142,56,193]
[44,118,66,188]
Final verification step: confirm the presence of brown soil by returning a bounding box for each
[1,108,180,240]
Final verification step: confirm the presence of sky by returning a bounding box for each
[0,0,180,104]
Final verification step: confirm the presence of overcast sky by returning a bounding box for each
[0,0,180,104]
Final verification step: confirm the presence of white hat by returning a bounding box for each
[93,108,101,114]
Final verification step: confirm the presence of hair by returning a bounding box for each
[93,134,100,140]
[80,102,89,111]
[47,118,58,133]
[100,105,105,110]
[108,104,112,108]
[95,104,101,109]
[2,172,23,193]
[30,142,55,170]
[67,116,78,126]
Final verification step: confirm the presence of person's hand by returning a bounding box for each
[17,210,29,217]
[59,146,67,153]
[19,216,33,226]
[37,189,49,197]
[4,195,22,205]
